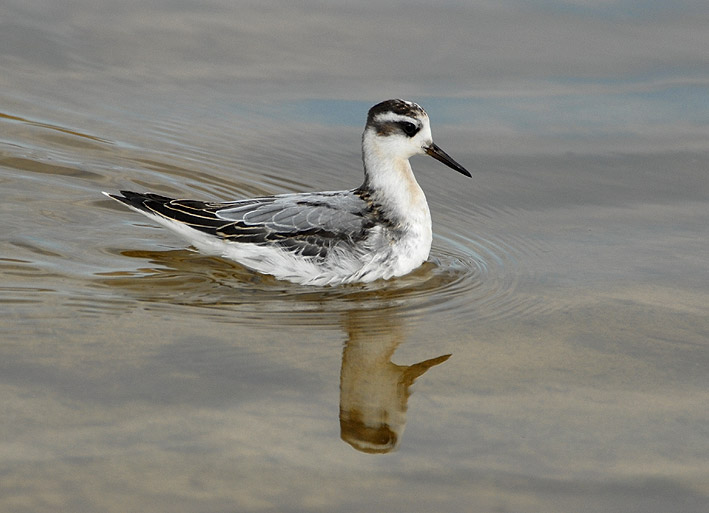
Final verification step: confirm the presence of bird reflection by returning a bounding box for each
[339,309,450,454]
[96,248,452,454]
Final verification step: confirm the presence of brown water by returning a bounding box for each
[2,1,709,512]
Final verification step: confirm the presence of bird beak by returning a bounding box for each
[424,143,471,177]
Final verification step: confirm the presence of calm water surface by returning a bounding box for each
[2,1,709,512]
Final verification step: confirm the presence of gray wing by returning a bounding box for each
[216,191,374,258]
[109,190,375,259]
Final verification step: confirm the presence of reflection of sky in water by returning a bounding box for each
[4,0,708,140]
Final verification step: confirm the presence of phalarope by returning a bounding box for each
[104,99,470,286]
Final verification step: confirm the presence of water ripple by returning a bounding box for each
[93,217,546,328]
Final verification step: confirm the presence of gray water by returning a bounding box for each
[2,1,708,512]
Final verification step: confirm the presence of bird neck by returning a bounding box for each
[361,142,430,228]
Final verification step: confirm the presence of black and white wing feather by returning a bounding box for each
[106,190,375,259]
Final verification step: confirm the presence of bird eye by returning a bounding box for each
[398,121,419,137]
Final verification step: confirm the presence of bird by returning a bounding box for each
[104,99,471,286]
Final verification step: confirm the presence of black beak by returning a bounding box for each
[424,143,471,177]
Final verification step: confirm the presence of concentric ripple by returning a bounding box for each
[94,219,545,328]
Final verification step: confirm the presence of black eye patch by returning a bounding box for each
[397,121,420,137]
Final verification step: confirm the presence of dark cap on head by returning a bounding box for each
[366,99,426,125]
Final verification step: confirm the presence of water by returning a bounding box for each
[2,1,709,512]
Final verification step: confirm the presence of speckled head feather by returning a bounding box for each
[366,99,426,128]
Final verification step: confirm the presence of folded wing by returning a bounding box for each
[108,190,374,259]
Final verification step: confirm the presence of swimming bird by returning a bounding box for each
[104,99,470,286]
